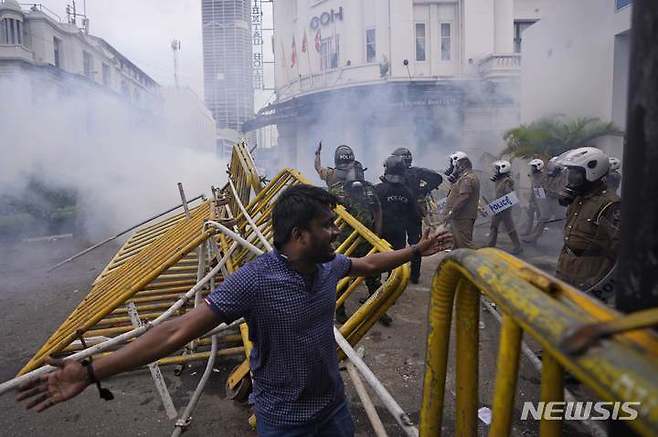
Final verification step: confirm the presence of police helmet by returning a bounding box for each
[529,159,545,172]
[334,145,355,169]
[392,147,413,167]
[493,160,512,175]
[450,151,468,165]
[559,147,610,182]
[383,155,406,184]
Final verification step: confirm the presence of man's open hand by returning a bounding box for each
[16,357,88,412]
[416,227,454,256]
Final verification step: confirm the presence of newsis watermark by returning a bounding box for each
[521,401,640,421]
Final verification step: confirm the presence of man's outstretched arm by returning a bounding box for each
[349,228,453,276]
[17,304,221,412]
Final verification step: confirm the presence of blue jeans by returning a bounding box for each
[256,401,355,437]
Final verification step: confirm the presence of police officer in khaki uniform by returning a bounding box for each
[607,156,622,194]
[443,151,480,249]
[314,142,355,190]
[522,159,548,243]
[543,156,567,223]
[486,160,523,254]
[556,147,621,300]
[391,147,443,283]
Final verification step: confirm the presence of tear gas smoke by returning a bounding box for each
[0,71,225,239]
[289,79,520,186]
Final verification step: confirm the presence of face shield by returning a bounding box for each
[559,167,587,206]
[491,165,503,181]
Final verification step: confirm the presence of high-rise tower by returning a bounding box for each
[201,0,254,135]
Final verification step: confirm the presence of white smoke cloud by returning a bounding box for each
[290,78,519,186]
[0,70,225,239]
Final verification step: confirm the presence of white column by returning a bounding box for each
[494,0,514,53]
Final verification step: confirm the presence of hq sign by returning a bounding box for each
[310,7,344,29]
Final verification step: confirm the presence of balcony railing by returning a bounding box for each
[478,53,521,80]
[276,63,384,101]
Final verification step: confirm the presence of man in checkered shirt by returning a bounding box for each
[18,184,453,436]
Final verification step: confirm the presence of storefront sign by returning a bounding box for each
[310,7,343,30]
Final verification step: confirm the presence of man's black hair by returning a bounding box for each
[272,184,338,250]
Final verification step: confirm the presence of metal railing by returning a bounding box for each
[419,248,658,436]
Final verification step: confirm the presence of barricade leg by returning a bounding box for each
[539,353,564,437]
[456,281,480,437]
[490,315,522,436]
[420,268,460,437]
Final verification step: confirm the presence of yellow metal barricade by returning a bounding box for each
[20,146,407,392]
[419,248,658,436]
[19,202,216,375]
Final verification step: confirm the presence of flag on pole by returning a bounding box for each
[290,35,297,68]
[301,31,308,53]
[315,29,321,52]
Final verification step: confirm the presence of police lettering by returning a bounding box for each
[386,195,408,203]
[488,194,516,215]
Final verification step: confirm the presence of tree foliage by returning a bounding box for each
[501,116,622,160]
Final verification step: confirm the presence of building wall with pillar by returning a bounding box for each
[520,0,631,159]
[251,0,543,182]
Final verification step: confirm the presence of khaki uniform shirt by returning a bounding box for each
[556,187,621,290]
[494,175,514,198]
[317,167,343,189]
[445,169,480,221]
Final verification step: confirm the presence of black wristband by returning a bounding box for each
[81,360,114,401]
[82,360,98,384]
[411,244,421,258]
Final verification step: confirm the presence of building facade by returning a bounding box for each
[245,0,544,176]
[521,0,631,159]
[0,0,159,108]
[201,0,255,155]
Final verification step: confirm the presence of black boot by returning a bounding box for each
[378,313,392,327]
[509,231,523,255]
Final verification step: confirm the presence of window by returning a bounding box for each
[53,37,62,68]
[514,21,536,53]
[616,0,632,9]
[415,23,426,61]
[366,28,376,63]
[83,51,94,78]
[0,19,8,44]
[0,18,22,45]
[440,23,451,61]
[102,63,111,86]
[320,35,340,71]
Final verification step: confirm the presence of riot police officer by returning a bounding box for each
[556,147,621,301]
[543,156,567,223]
[607,157,622,194]
[486,160,523,255]
[391,147,443,283]
[443,152,480,249]
[314,142,355,191]
[332,160,386,324]
[522,158,549,243]
[376,155,419,250]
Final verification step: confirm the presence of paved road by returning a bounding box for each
[0,220,586,436]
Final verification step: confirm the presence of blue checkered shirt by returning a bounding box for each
[205,250,352,426]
